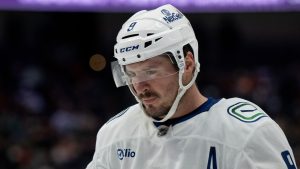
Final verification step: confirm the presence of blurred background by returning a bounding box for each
[0,1,300,168]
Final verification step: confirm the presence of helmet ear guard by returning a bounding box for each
[112,4,200,122]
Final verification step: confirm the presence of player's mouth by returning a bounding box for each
[142,97,157,105]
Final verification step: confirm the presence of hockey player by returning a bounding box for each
[86,4,297,169]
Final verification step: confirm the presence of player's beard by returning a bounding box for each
[138,90,172,119]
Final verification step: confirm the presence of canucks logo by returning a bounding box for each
[161,9,183,24]
[227,102,267,123]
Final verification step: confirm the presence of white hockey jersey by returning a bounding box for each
[86,97,297,169]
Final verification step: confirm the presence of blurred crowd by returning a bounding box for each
[0,12,299,168]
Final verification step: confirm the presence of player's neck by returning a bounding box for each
[172,84,207,119]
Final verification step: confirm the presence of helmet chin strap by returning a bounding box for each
[153,84,185,122]
[152,65,197,122]
[128,61,199,122]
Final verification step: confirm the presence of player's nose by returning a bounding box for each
[133,80,149,94]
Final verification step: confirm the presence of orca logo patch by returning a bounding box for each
[228,102,267,123]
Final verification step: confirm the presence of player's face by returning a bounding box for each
[125,54,179,119]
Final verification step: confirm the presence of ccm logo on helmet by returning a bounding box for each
[120,45,139,53]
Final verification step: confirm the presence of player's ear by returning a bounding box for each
[184,51,195,73]
[183,51,195,85]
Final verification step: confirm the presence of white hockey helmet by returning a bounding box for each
[112,4,200,122]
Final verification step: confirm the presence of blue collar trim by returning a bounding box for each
[153,97,220,127]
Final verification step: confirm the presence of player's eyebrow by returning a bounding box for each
[142,61,162,69]
[125,66,160,75]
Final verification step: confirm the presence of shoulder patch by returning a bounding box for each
[227,102,267,123]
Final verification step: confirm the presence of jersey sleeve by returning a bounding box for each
[235,121,297,169]
[85,126,109,169]
[85,105,137,169]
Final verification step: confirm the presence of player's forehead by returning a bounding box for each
[125,54,172,72]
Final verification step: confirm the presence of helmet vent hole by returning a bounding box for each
[121,34,139,39]
[155,37,162,42]
[147,33,154,36]
[144,41,152,48]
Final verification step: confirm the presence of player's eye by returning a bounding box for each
[125,71,136,78]
[145,70,157,76]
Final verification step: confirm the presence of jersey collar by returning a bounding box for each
[153,97,220,128]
